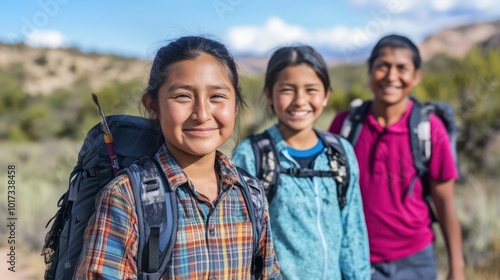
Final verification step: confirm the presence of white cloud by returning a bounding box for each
[348,0,418,14]
[350,0,500,14]
[431,0,456,12]
[226,0,500,57]
[25,30,66,48]
[227,16,429,57]
[227,17,371,55]
[227,17,308,54]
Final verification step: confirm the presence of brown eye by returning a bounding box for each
[376,63,388,70]
[211,94,227,101]
[398,65,408,72]
[173,93,191,101]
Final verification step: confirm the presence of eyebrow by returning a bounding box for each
[167,83,232,92]
[278,82,321,87]
[378,60,411,65]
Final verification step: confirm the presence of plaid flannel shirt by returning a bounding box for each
[75,145,281,279]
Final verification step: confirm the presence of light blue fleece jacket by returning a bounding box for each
[232,125,370,280]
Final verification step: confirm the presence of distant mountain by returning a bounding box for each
[0,43,148,95]
[418,20,500,61]
[1,19,498,96]
[480,32,500,50]
[237,19,500,73]
[235,55,269,76]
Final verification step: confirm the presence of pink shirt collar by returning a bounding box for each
[366,99,414,134]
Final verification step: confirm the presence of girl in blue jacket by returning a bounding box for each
[232,45,370,279]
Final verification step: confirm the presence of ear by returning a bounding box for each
[412,69,423,87]
[141,92,158,119]
[323,88,332,107]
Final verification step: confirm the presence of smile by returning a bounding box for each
[183,128,217,136]
[287,110,311,119]
[381,85,401,94]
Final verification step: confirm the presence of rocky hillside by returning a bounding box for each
[0,43,148,95]
[419,20,500,61]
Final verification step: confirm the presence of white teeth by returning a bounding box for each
[290,111,309,116]
[383,86,400,93]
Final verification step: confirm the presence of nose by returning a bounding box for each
[386,66,398,82]
[191,99,211,123]
[292,90,307,106]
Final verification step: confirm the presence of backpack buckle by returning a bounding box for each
[287,168,301,177]
[142,178,159,192]
[138,160,167,227]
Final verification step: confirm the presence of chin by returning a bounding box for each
[183,148,218,158]
[375,94,403,105]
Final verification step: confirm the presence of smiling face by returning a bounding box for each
[369,47,422,107]
[147,53,237,160]
[268,64,330,137]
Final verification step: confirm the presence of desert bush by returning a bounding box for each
[0,142,78,251]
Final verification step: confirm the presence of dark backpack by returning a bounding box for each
[249,129,350,210]
[339,96,459,221]
[42,115,265,280]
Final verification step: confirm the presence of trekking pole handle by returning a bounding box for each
[104,134,120,176]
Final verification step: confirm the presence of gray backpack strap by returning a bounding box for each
[126,158,178,280]
[341,99,371,146]
[316,131,350,210]
[249,131,280,202]
[409,99,432,180]
[236,167,265,280]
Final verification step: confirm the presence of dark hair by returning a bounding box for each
[264,45,331,95]
[143,36,242,111]
[368,34,421,72]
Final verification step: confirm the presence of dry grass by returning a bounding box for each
[0,140,499,279]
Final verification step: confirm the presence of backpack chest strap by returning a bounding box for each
[280,168,337,178]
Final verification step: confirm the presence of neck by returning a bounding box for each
[278,124,318,149]
[166,143,217,180]
[371,98,409,128]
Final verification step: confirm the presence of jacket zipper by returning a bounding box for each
[283,151,328,280]
[314,178,328,280]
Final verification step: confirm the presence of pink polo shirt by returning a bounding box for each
[329,100,458,262]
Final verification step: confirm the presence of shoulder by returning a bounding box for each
[333,110,350,124]
[319,131,357,169]
[233,125,281,157]
[338,136,358,173]
[429,113,447,129]
[319,130,354,152]
[329,110,350,133]
[97,173,136,209]
[232,137,254,158]
[231,137,257,175]
[428,113,450,140]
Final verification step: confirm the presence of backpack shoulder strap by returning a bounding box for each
[316,131,350,210]
[340,99,371,146]
[408,98,433,177]
[236,167,265,280]
[249,130,280,202]
[125,157,178,280]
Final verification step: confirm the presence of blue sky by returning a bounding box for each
[1,0,499,60]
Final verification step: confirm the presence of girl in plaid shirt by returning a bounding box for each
[75,36,281,279]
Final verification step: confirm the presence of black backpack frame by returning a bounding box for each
[42,115,265,280]
[249,129,350,210]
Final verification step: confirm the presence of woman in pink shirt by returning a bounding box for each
[329,34,464,280]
